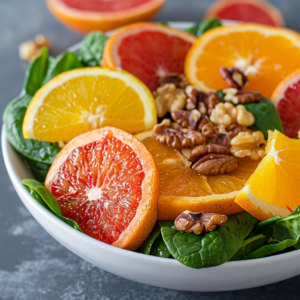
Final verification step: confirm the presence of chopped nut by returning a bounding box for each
[203,92,221,115]
[236,105,255,127]
[219,67,248,89]
[175,210,228,234]
[154,83,187,118]
[223,88,238,102]
[185,86,199,111]
[192,153,238,175]
[234,91,263,104]
[171,109,201,129]
[58,141,66,148]
[187,144,230,162]
[153,119,206,149]
[230,131,266,160]
[158,74,189,88]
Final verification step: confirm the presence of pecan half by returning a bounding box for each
[159,74,189,88]
[175,210,228,235]
[234,91,263,104]
[153,119,206,149]
[203,92,221,115]
[171,109,201,129]
[219,67,248,89]
[185,86,199,111]
[192,154,238,175]
[187,144,230,162]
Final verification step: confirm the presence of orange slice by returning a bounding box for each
[22,67,157,143]
[185,24,300,98]
[102,22,197,91]
[235,130,300,221]
[45,127,160,250]
[46,0,166,33]
[136,130,260,220]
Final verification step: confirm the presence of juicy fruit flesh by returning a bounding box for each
[216,3,277,26]
[277,80,300,138]
[51,135,145,244]
[61,0,151,12]
[118,31,193,91]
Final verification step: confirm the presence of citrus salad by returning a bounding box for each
[4,19,300,269]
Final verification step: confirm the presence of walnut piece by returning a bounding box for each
[187,144,230,162]
[153,119,206,149]
[158,74,189,89]
[219,67,248,89]
[230,131,266,160]
[19,34,51,62]
[154,83,187,118]
[171,109,201,129]
[175,210,228,235]
[192,153,238,175]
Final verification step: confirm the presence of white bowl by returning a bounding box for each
[3,21,300,291]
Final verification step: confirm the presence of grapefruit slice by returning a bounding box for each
[271,69,300,138]
[235,130,300,220]
[46,0,166,33]
[185,24,300,98]
[102,23,197,91]
[136,130,260,220]
[204,0,284,27]
[45,127,159,250]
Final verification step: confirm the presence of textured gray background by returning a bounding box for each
[1,0,300,299]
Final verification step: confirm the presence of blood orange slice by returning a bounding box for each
[46,0,166,33]
[204,0,284,27]
[45,127,159,250]
[102,23,197,91]
[271,69,300,138]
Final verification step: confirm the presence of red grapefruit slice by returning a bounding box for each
[102,22,197,91]
[46,0,166,33]
[271,69,300,138]
[45,127,159,250]
[204,0,284,27]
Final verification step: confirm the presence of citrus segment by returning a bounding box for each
[235,130,300,220]
[22,67,157,143]
[102,23,197,91]
[185,24,300,98]
[136,131,260,220]
[45,127,159,250]
[46,0,166,33]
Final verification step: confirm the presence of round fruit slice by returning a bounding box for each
[102,22,197,92]
[235,130,300,221]
[136,130,260,220]
[204,0,284,27]
[46,0,166,33]
[45,127,159,250]
[271,69,300,138]
[23,67,157,143]
[185,24,300,98]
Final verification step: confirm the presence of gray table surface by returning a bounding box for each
[1,0,300,299]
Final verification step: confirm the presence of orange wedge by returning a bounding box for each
[235,130,300,220]
[185,24,300,98]
[136,131,260,220]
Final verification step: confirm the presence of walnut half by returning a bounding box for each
[175,210,228,235]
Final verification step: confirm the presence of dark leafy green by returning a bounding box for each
[22,179,82,232]
[140,224,161,255]
[78,31,109,66]
[43,52,83,84]
[24,157,50,182]
[161,212,258,268]
[185,18,221,37]
[150,235,171,258]
[158,21,168,26]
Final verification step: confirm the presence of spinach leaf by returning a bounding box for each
[24,157,50,182]
[158,21,168,26]
[158,220,175,228]
[150,235,171,258]
[21,179,82,232]
[161,212,258,268]
[140,224,161,255]
[3,94,61,164]
[78,31,109,66]
[23,47,50,96]
[43,52,83,84]
[230,234,266,261]
[244,98,283,139]
[185,18,221,37]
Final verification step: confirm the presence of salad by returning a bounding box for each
[4,18,300,269]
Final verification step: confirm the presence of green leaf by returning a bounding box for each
[150,235,171,258]
[3,94,61,164]
[230,234,266,261]
[23,47,50,96]
[78,31,109,66]
[158,21,168,26]
[43,52,83,84]
[161,212,258,269]
[158,220,175,228]
[24,157,50,182]
[185,18,221,37]
[22,179,82,232]
[244,98,283,139]
[140,224,161,255]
